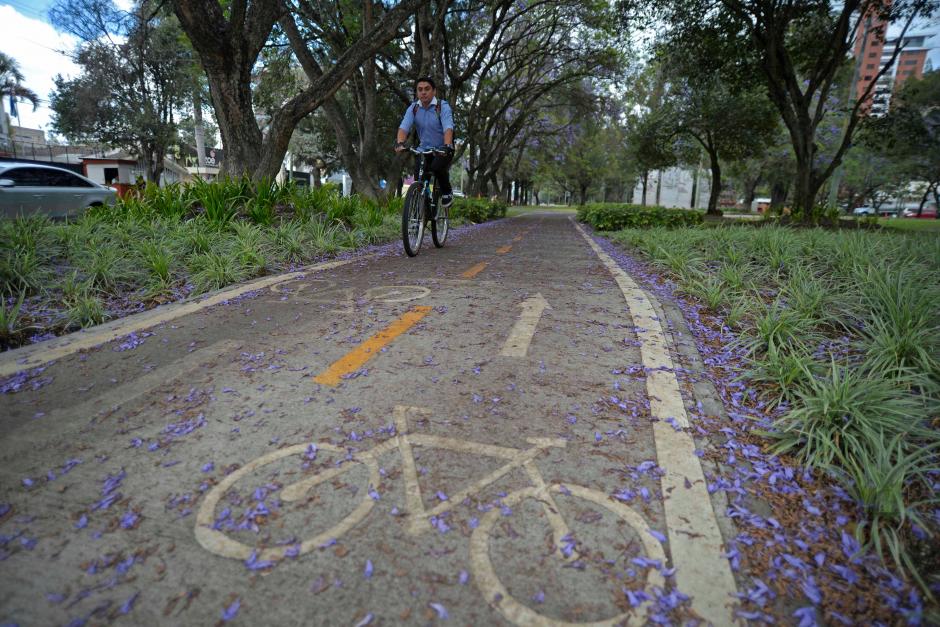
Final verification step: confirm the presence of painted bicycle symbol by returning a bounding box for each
[269,280,430,313]
[195,407,665,626]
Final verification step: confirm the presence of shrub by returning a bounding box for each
[577,203,704,230]
[452,197,507,223]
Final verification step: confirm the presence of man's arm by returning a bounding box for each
[441,103,454,147]
[396,106,414,150]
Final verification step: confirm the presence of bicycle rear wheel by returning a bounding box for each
[402,184,425,257]
[431,189,449,248]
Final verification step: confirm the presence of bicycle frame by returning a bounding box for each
[196,406,570,561]
[409,147,446,210]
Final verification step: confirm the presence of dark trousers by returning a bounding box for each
[416,153,453,196]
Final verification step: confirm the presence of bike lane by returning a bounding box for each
[0,213,737,625]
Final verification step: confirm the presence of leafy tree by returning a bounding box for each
[864,70,940,213]
[456,1,624,195]
[169,0,429,180]
[620,0,940,218]
[49,0,192,182]
[0,52,40,143]
[656,59,779,214]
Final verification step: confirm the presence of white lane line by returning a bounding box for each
[0,256,370,377]
[573,220,738,626]
[499,293,551,357]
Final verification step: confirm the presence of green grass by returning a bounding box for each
[609,223,940,591]
[880,217,940,233]
[506,205,577,217]
[0,179,507,351]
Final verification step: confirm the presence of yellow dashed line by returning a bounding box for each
[312,306,433,386]
[461,262,489,279]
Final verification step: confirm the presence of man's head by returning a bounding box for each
[415,77,436,107]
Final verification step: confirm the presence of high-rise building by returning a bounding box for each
[854,4,890,114]
[870,34,935,115]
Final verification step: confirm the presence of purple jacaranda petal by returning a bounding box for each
[74,514,88,529]
[222,598,240,621]
[793,606,817,627]
[119,592,139,614]
[364,560,373,578]
[22,477,33,488]
[304,444,318,461]
[648,529,667,543]
[202,462,214,473]
[802,576,822,604]
[0,503,10,517]
[458,570,469,585]
[368,487,380,501]
[354,613,374,627]
[436,491,448,502]
[244,551,275,571]
[120,511,140,529]
[428,602,448,619]
[532,590,545,604]
[624,588,650,607]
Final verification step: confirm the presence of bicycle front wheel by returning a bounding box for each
[431,190,449,248]
[468,483,666,626]
[402,185,425,257]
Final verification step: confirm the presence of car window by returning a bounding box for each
[3,167,49,186]
[49,170,94,188]
[1,167,94,188]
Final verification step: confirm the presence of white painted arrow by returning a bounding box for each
[500,293,551,357]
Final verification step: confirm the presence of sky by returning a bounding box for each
[0,0,132,133]
[1,2,939,136]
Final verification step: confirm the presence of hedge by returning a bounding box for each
[451,197,508,223]
[577,203,704,230]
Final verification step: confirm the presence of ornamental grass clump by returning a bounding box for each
[765,360,933,470]
[608,224,940,590]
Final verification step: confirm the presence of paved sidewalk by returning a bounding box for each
[0,214,741,625]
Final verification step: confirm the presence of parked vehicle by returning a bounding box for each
[0,162,117,219]
[852,206,875,216]
[901,206,938,219]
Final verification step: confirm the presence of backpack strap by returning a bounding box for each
[412,101,443,119]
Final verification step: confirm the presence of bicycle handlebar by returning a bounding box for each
[407,146,449,156]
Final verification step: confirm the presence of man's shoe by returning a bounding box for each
[441,194,453,208]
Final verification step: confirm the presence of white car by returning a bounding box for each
[0,162,117,219]
[852,206,875,216]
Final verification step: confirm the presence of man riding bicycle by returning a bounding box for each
[395,76,455,209]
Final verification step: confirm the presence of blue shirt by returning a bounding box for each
[399,97,454,149]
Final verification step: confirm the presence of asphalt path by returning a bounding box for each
[0,213,740,626]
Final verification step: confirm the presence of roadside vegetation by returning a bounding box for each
[600,220,939,594]
[0,179,506,351]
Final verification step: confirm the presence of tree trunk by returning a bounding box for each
[654,170,662,206]
[641,170,648,206]
[770,181,789,213]
[743,175,761,212]
[579,182,588,206]
[706,148,722,216]
[193,91,206,168]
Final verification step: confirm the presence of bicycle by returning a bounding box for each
[401,147,450,257]
[195,406,666,626]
